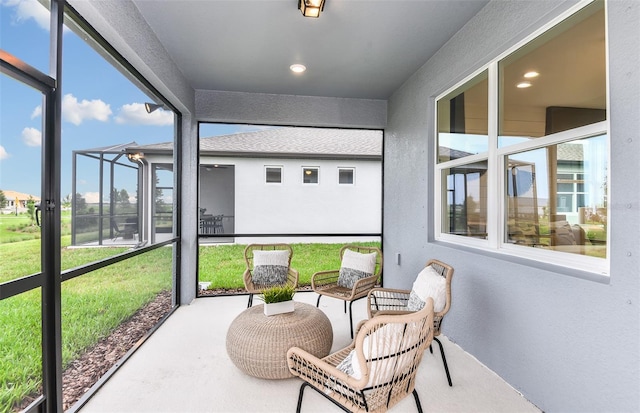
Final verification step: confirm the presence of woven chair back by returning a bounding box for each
[339,245,383,279]
[337,299,434,412]
[244,243,293,271]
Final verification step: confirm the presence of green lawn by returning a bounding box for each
[0,235,171,412]
[1,235,380,412]
[198,241,380,289]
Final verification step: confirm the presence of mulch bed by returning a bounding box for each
[60,290,173,410]
[17,286,313,411]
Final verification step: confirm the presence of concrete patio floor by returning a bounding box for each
[79,292,541,413]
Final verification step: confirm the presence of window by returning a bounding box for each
[302,167,319,184]
[265,166,282,183]
[338,168,355,185]
[435,0,607,274]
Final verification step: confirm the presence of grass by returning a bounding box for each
[198,241,380,289]
[1,237,380,412]
[0,237,172,412]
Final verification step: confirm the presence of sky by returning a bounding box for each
[0,0,267,204]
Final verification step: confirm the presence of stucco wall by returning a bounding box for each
[384,1,640,412]
[233,157,381,235]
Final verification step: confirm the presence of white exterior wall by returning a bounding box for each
[233,158,381,234]
[164,155,381,238]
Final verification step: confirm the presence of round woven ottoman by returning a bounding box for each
[226,301,333,379]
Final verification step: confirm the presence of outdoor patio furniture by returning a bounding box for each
[287,297,435,413]
[200,214,224,234]
[311,245,383,338]
[110,218,137,241]
[243,243,299,307]
[226,302,333,379]
[367,259,454,386]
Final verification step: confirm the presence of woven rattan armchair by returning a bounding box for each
[367,259,454,386]
[288,298,435,413]
[243,243,299,307]
[312,245,383,338]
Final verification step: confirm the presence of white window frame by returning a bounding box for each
[302,166,319,184]
[338,167,355,185]
[265,165,283,184]
[434,1,610,276]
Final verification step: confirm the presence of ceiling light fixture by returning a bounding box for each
[298,0,325,18]
[516,81,532,88]
[290,64,306,73]
[523,71,540,78]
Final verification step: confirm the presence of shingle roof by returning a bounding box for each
[131,127,382,159]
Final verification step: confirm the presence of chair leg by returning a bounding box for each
[316,295,321,307]
[344,301,347,314]
[349,301,354,339]
[433,337,453,386]
[429,344,433,354]
[412,389,424,413]
[247,293,253,308]
[296,383,308,413]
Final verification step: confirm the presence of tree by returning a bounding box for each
[75,193,87,213]
[26,196,36,225]
[118,189,130,205]
[0,190,6,209]
[62,193,72,209]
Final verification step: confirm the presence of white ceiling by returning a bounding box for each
[131,0,489,100]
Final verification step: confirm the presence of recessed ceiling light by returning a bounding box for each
[290,64,306,73]
[524,71,539,78]
[516,81,532,88]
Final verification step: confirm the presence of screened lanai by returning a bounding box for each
[71,142,141,246]
[2,1,638,413]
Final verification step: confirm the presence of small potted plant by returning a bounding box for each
[261,285,296,316]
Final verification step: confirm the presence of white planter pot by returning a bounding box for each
[264,300,295,316]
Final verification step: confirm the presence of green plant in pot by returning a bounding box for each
[261,285,296,316]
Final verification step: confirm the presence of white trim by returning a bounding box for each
[301,166,319,184]
[337,167,355,185]
[434,0,609,277]
[265,165,283,184]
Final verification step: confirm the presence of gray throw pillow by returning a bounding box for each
[252,250,289,285]
[337,249,377,288]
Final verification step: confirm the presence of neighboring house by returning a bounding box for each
[110,127,381,244]
[0,190,41,214]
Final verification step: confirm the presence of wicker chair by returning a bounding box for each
[367,259,454,386]
[242,243,299,308]
[311,245,383,338]
[288,298,435,413]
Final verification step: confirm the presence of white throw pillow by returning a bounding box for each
[337,249,377,288]
[337,323,409,388]
[406,265,446,312]
[252,250,289,285]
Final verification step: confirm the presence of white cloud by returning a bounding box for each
[2,0,51,30]
[115,103,173,126]
[31,105,41,119]
[0,145,9,160]
[62,94,112,125]
[83,192,100,204]
[22,127,42,147]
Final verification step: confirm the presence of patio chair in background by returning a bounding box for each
[110,217,137,241]
[311,245,383,338]
[367,259,454,386]
[288,297,435,413]
[243,243,299,308]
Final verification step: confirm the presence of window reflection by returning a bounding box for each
[506,135,607,257]
[441,161,488,239]
[437,71,488,162]
[499,1,606,146]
